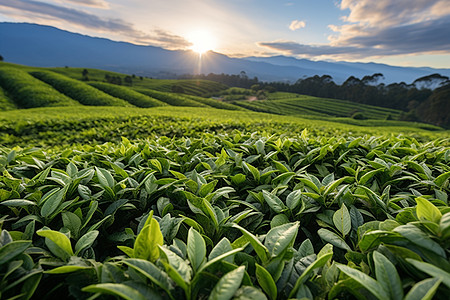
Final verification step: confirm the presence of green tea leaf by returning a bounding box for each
[262,190,287,213]
[134,215,163,262]
[187,227,206,272]
[394,225,446,258]
[96,167,115,188]
[264,221,299,257]
[232,224,269,263]
[0,240,31,264]
[404,278,441,300]
[209,265,245,300]
[286,190,302,210]
[233,286,268,300]
[255,263,277,300]
[0,199,36,207]
[415,197,442,223]
[45,265,92,274]
[434,171,450,187]
[40,187,67,218]
[333,204,351,237]
[82,283,148,300]
[337,264,389,300]
[37,229,74,256]
[406,259,450,288]
[289,244,333,297]
[318,228,351,251]
[62,211,82,239]
[123,258,173,294]
[373,251,403,300]
[243,162,260,182]
[75,230,99,255]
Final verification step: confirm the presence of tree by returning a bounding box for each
[81,69,89,81]
[124,75,133,86]
[0,54,3,61]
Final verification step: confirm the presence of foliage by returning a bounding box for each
[234,95,401,120]
[0,86,16,111]
[0,129,449,299]
[31,71,132,106]
[0,67,80,108]
[134,88,209,107]
[89,82,167,108]
[0,106,447,148]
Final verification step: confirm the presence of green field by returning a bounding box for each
[0,62,449,300]
[234,94,402,120]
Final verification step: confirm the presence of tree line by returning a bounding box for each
[184,72,450,128]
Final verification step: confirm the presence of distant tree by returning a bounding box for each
[124,75,133,86]
[250,84,261,91]
[416,83,450,128]
[81,69,89,81]
[265,85,276,93]
[0,54,3,62]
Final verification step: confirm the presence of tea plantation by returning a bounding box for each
[0,62,449,300]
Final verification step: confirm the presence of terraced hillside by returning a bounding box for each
[0,62,240,111]
[31,71,133,106]
[42,66,228,96]
[0,67,80,108]
[234,94,401,120]
[89,82,167,108]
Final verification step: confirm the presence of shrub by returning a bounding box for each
[31,71,131,106]
[89,82,167,108]
[0,68,80,108]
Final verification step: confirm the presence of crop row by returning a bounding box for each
[89,82,167,108]
[183,94,245,111]
[31,71,133,107]
[0,85,16,110]
[0,68,80,108]
[236,96,401,120]
[134,88,209,107]
[2,106,447,148]
[0,132,449,299]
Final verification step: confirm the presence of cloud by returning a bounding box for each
[147,29,192,49]
[259,0,450,59]
[289,20,306,31]
[0,0,191,49]
[57,0,110,9]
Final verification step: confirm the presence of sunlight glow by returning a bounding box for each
[189,30,216,54]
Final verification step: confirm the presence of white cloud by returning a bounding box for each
[289,20,305,31]
[259,0,450,60]
[55,0,110,9]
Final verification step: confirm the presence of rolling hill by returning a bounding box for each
[1,22,450,84]
[0,62,443,132]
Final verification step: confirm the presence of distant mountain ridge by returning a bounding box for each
[1,22,449,84]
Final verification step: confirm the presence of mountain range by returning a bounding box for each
[1,22,449,84]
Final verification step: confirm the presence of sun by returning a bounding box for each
[189,30,216,54]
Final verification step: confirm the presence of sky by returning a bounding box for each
[1,0,449,68]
